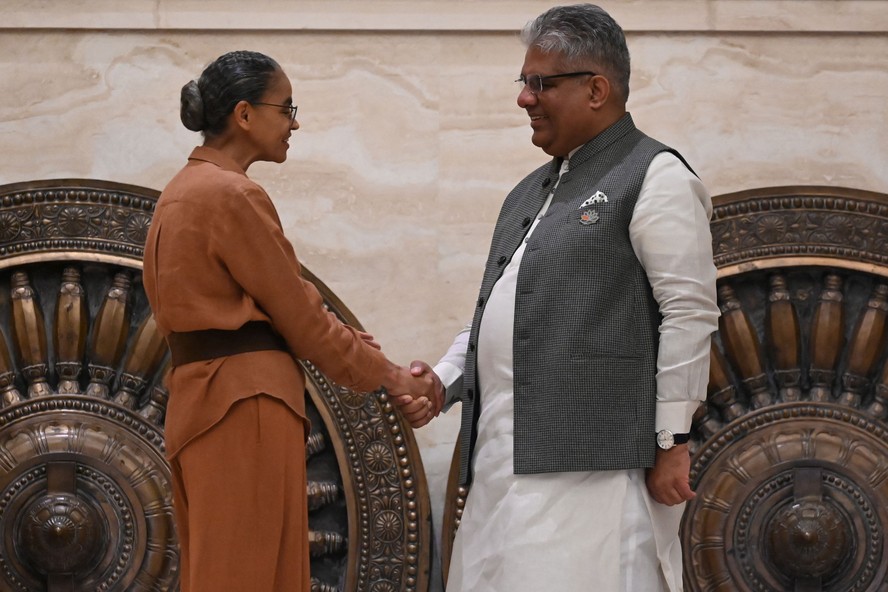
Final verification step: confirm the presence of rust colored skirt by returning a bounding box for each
[171,395,310,592]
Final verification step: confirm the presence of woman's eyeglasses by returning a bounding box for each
[253,102,298,124]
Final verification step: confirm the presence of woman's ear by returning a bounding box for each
[588,74,610,109]
[232,100,252,131]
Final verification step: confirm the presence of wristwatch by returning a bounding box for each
[656,429,690,450]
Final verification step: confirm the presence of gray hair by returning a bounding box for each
[520,4,631,101]
[181,50,281,138]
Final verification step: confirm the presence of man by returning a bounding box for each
[411,4,719,591]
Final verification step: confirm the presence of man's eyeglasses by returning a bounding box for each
[253,102,298,124]
[515,71,596,95]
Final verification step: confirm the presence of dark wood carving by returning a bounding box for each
[0,179,432,592]
[442,185,888,591]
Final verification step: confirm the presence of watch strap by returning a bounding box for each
[672,432,691,445]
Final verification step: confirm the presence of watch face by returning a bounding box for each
[657,430,674,450]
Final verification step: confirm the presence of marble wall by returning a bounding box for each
[2,0,887,585]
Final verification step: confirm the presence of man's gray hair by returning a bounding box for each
[520,4,631,101]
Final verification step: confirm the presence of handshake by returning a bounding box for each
[360,330,442,428]
[386,361,443,428]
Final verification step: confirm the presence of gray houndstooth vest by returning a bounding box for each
[458,114,693,485]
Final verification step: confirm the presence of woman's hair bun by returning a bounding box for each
[181,51,279,137]
[180,80,206,131]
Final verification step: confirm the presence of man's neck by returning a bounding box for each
[558,106,627,158]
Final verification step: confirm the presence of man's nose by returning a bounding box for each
[517,85,537,108]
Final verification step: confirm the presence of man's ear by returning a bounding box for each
[232,100,252,131]
[588,75,610,109]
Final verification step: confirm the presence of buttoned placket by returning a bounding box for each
[524,158,569,243]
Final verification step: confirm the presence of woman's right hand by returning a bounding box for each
[394,394,435,427]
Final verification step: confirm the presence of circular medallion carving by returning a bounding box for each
[20,493,102,573]
[684,403,888,591]
[0,398,171,591]
[56,207,91,236]
[767,499,850,578]
[680,187,888,592]
[0,213,22,243]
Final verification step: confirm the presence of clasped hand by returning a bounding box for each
[388,360,444,428]
[359,331,442,428]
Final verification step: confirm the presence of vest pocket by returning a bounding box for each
[568,352,641,362]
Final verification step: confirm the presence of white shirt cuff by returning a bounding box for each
[655,400,702,434]
[433,361,464,408]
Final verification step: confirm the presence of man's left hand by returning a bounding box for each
[645,445,695,506]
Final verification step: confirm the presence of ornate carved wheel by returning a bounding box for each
[0,179,431,592]
[441,185,888,591]
[684,186,888,592]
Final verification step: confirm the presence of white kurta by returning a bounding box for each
[438,152,719,592]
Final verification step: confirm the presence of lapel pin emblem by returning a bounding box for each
[580,210,599,225]
[578,190,609,209]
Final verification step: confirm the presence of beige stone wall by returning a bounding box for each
[3,0,887,570]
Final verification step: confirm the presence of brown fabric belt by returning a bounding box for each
[166,321,288,366]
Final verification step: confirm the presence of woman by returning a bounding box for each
[143,50,434,592]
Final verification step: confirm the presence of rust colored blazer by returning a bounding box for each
[143,146,394,459]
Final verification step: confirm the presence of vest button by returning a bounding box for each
[521,217,531,228]
[467,388,474,400]
[468,341,475,352]
[542,178,551,188]
[497,255,507,265]
[477,296,485,307]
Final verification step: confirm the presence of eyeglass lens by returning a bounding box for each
[254,102,298,123]
[516,75,543,94]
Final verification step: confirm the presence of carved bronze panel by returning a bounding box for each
[0,179,432,592]
[685,186,888,591]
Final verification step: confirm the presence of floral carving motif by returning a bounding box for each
[373,510,403,543]
[753,213,788,244]
[304,358,426,592]
[370,581,399,592]
[822,214,862,246]
[0,185,157,260]
[56,206,93,236]
[711,192,888,269]
[338,384,368,409]
[365,442,395,475]
[0,212,22,242]
[125,213,152,244]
